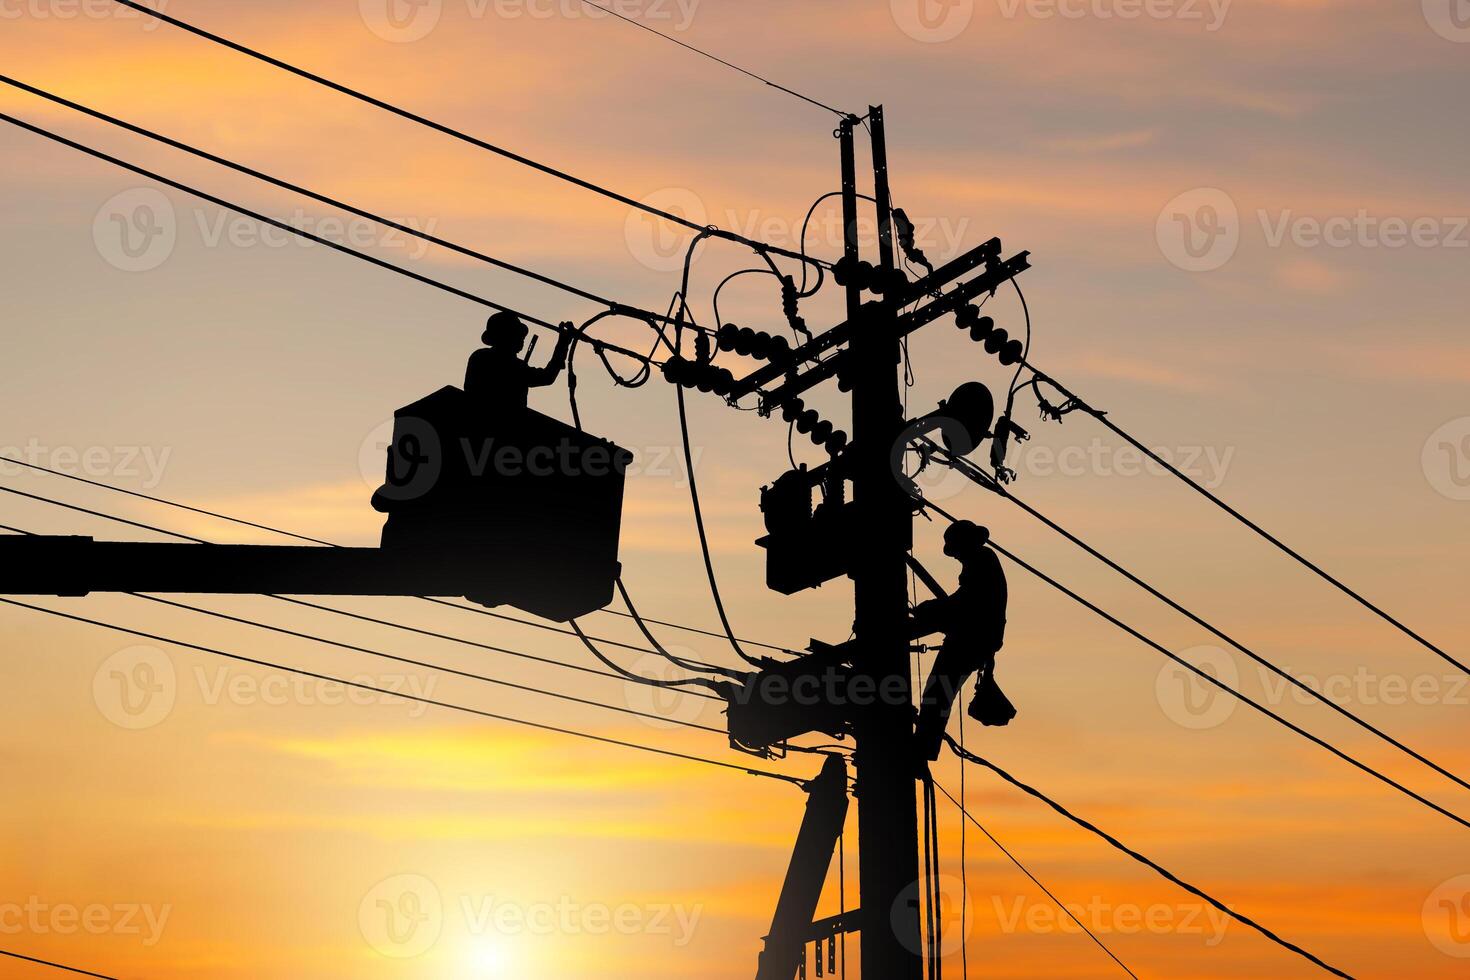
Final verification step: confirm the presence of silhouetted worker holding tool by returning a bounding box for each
[909,520,1015,762]
[464,311,574,417]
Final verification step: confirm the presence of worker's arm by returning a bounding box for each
[526,325,575,387]
[907,555,949,637]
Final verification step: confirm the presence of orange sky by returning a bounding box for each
[1,1,1468,978]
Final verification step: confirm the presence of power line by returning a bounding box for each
[102,0,827,271]
[943,738,1356,980]
[1026,367,1466,677]
[928,442,1469,794]
[0,73,691,334]
[0,110,656,366]
[0,595,805,785]
[0,453,800,655]
[270,594,721,700]
[930,779,1139,980]
[0,948,118,979]
[667,255,769,669]
[137,590,731,734]
[0,483,726,698]
[568,618,721,693]
[615,577,745,679]
[917,498,1470,832]
[572,0,848,118]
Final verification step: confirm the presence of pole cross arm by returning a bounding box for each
[727,238,1007,401]
[756,250,1033,414]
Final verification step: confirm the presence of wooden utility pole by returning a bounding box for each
[844,105,925,979]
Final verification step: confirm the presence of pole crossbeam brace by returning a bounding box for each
[755,754,851,980]
[757,249,1033,413]
[804,910,860,942]
[726,238,1006,401]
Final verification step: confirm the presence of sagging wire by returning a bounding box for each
[797,190,878,294]
[712,268,777,331]
[615,578,747,681]
[568,619,722,693]
[671,232,773,669]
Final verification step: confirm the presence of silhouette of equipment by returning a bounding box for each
[0,317,630,622]
[723,639,855,750]
[755,754,854,980]
[371,386,631,621]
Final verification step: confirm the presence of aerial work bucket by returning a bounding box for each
[370,384,632,621]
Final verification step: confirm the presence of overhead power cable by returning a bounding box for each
[0,948,118,979]
[943,738,1356,980]
[928,442,1469,794]
[143,591,729,734]
[568,619,723,693]
[2,521,728,732]
[1026,367,1466,677]
[615,577,745,680]
[671,241,769,669]
[0,483,730,697]
[930,779,1139,980]
[0,595,805,786]
[0,110,655,366]
[572,0,847,118]
[0,454,798,656]
[102,0,826,271]
[0,74,691,333]
[270,594,721,700]
[917,498,1470,832]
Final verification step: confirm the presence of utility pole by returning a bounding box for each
[845,106,925,979]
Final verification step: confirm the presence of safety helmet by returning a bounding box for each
[942,520,990,558]
[482,311,529,348]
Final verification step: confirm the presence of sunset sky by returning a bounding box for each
[1,1,1468,977]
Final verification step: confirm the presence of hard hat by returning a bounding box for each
[482,311,529,347]
[943,520,990,557]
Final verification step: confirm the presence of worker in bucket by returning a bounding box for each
[464,311,574,416]
[911,519,1015,762]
